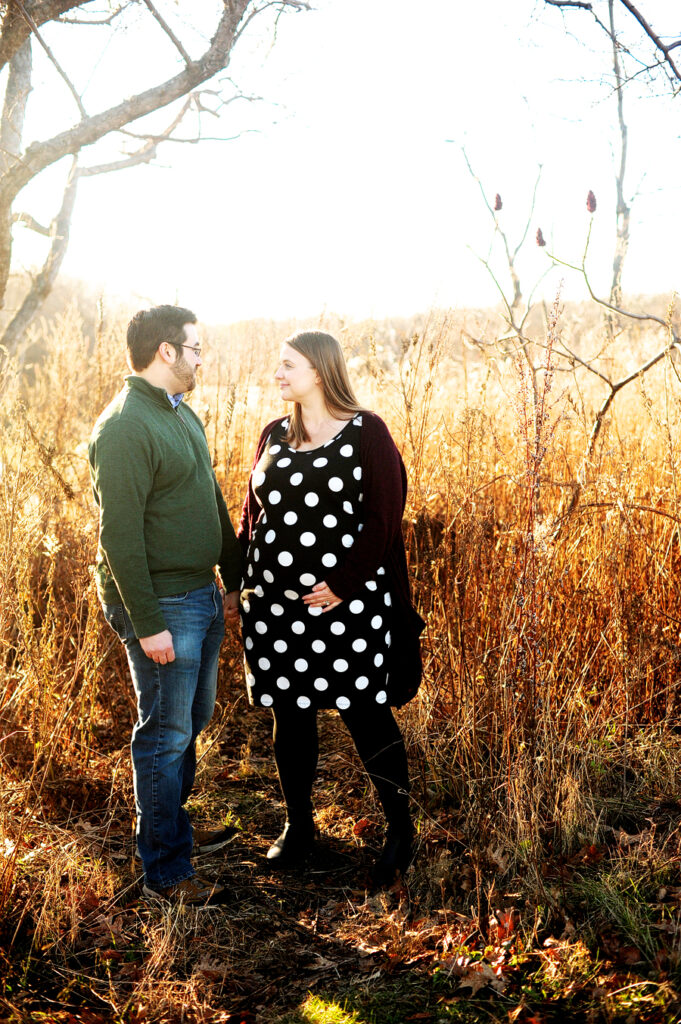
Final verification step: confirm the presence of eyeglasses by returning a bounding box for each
[180,344,202,358]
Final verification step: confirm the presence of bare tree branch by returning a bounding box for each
[57,3,133,27]
[12,212,50,235]
[3,158,79,357]
[14,0,87,118]
[80,94,195,174]
[0,38,31,173]
[617,0,681,83]
[141,0,192,65]
[0,2,87,72]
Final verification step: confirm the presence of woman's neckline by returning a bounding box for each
[284,412,360,453]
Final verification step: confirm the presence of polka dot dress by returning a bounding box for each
[240,414,393,712]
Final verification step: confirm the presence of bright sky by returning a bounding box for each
[10,0,681,324]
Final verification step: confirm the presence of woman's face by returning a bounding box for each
[275,343,321,403]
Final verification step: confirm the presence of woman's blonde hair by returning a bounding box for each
[283,331,362,447]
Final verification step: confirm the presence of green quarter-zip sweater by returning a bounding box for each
[89,374,241,638]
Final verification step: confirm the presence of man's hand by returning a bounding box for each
[140,630,175,663]
[222,589,240,627]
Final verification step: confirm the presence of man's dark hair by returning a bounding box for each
[126,305,197,371]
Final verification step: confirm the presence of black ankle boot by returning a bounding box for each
[267,819,316,866]
[371,820,414,888]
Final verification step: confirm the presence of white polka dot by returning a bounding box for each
[245,636,253,650]
[323,514,337,528]
[358,523,364,531]
[304,492,319,507]
[277,676,290,689]
[340,444,353,457]
[258,657,270,670]
[377,567,386,575]
[308,605,323,617]
[269,444,281,455]
[255,621,267,634]
[300,532,316,546]
[253,548,260,562]
[247,564,254,577]
[263,570,274,583]
[274,639,287,653]
[284,589,299,600]
[291,621,305,634]
[246,672,255,687]
[277,457,292,468]
[278,551,293,566]
[336,696,351,710]
[371,615,383,629]
[333,659,349,672]
[269,490,282,504]
[265,529,276,544]
[352,638,367,653]
[281,419,289,428]
[385,631,391,645]
[330,621,346,635]
[328,476,343,492]
[242,599,251,613]
[355,676,369,690]
[297,695,311,709]
[295,658,308,672]
[353,467,362,480]
[343,501,353,514]
[253,471,266,487]
[365,580,377,591]
[355,415,363,425]
[375,690,387,704]
[300,573,316,586]
[374,653,384,667]
[342,534,354,548]
[290,472,303,486]
[312,640,326,653]
[261,693,273,707]
[271,603,285,616]
[284,511,298,526]
[322,553,337,568]
[384,593,392,606]
[314,678,328,691]
[254,585,264,598]
[313,457,328,467]
[349,600,364,614]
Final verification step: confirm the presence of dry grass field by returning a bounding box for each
[1,296,681,1022]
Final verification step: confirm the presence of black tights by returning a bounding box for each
[271,702,411,826]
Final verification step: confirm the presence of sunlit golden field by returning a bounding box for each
[2,297,681,1022]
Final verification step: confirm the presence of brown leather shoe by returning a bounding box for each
[142,874,227,906]
[192,825,238,854]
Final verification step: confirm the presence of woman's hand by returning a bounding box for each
[302,580,342,612]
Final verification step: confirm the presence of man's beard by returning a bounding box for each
[172,355,197,393]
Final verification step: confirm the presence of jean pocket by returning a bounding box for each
[158,592,190,605]
[102,603,132,642]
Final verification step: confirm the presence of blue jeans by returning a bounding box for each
[103,582,224,889]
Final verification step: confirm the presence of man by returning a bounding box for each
[89,305,241,906]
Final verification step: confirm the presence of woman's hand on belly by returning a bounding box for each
[302,580,342,612]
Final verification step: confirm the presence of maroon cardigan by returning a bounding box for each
[237,412,424,705]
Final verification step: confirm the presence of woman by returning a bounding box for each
[237,331,423,886]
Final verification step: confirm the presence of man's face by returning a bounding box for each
[170,323,202,393]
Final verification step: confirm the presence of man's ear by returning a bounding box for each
[157,342,177,365]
